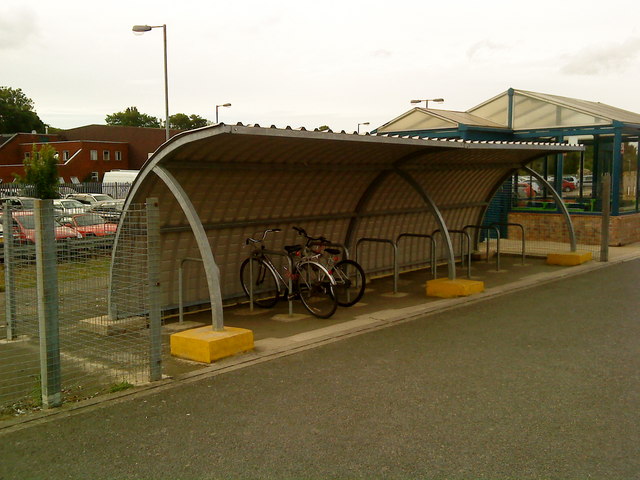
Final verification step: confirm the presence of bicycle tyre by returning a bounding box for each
[239,257,280,308]
[295,262,337,319]
[332,259,366,307]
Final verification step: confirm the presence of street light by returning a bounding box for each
[132,24,170,141]
[216,103,232,124]
[357,122,370,134]
[410,98,444,108]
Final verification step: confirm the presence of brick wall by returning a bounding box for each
[508,211,640,246]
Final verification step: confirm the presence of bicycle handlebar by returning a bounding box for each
[293,226,329,245]
[245,228,282,245]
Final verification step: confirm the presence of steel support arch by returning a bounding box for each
[523,166,577,252]
[153,165,225,331]
[394,167,457,280]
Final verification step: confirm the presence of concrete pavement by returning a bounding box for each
[1,247,639,479]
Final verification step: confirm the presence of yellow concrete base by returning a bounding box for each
[426,278,485,298]
[170,326,254,364]
[546,251,592,266]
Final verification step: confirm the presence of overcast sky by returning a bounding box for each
[2,0,640,133]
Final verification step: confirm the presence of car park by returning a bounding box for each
[0,210,82,243]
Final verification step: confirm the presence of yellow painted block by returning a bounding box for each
[170,326,254,364]
[426,278,484,298]
[546,251,592,266]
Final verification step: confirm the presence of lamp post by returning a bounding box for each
[357,122,370,134]
[216,103,232,124]
[132,24,170,141]
[410,98,444,108]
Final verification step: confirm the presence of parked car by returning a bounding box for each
[517,183,537,198]
[53,198,90,216]
[0,196,35,210]
[0,211,82,243]
[65,193,117,209]
[58,213,117,238]
[92,200,124,222]
[561,178,576,192]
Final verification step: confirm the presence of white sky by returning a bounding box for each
[2,0,640,133]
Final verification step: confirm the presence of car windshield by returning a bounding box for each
[93,195,113,202]
[63,200,85,208]
[74,214,105,227]
[15,215,35,229]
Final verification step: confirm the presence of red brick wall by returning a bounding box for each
[61,125,180,169]
[508,211,640,246]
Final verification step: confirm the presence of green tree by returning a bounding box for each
[15,144,59,199]
[105,106,161,128]
[169,113,210,130]
[0,86,46,134]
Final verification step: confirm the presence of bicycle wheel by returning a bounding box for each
[295,262,337,318]
[332,259,366,307]
[240,257,280,308]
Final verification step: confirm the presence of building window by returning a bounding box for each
[24,152,31,160]
[103,150,110,161]
[90,150,98,161]
[91,172,99,181]
[63,150,70,160]
[115,151,122,161]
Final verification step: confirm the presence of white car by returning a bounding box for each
[53,198,90,216]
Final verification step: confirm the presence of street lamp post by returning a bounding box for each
[410,98,444,108]
[357,122,370,134]
[216,103,232,124]
[132,24,170,141]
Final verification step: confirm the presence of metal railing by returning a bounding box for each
[463,224,501,271]
[356,237,399,294]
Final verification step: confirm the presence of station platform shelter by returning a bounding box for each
[375,88,640,247]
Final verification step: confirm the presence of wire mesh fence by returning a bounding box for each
[0,200,159,416]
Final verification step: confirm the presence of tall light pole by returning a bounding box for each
[132,24,170,141]
[358,122,370,134]
[216,103,232,124]
[410,98,444,109]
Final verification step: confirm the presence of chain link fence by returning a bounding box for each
[1,199,160,416]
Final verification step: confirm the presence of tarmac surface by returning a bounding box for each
[1,247,639,479]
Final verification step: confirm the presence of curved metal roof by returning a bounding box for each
[110,123,581,327]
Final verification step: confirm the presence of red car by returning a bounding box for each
[3,211,82,243]
[59,213,117,238]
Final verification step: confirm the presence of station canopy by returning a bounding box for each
[110,123,581,323]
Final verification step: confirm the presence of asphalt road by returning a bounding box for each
[1,259,639,479]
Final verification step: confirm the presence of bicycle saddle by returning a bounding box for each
[284,244,302,254]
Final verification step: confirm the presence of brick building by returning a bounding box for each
[0,125,180,183]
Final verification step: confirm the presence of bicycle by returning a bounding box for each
[292,226,366,307]
[239,228,338,318]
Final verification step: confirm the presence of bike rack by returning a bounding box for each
[490,222,526,265]
[355,237,398,294]
[462,224,501,271]
[250,249,296,316]
[395,233,437,280]
[178,257,204,323]
[431,229,472,279]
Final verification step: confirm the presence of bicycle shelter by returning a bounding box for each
[108,123,581,362]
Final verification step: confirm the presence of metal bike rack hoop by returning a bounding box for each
[355,237,398,294]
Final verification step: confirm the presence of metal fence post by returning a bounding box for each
[600,174,611,262]
[34,199,62,408]
[3,204,17,340]
[146,198,162,381]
